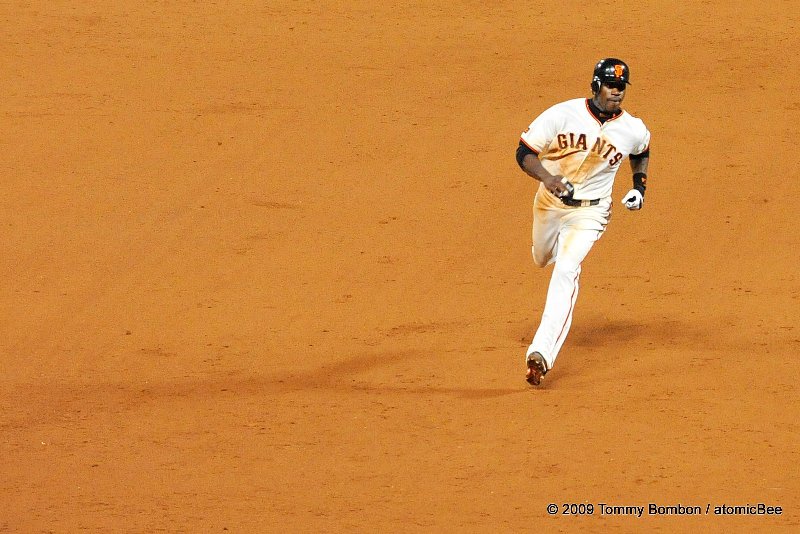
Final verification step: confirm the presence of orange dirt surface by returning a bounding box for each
[2,1,799,532]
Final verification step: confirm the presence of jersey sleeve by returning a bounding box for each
[520,105,562,155]
[632,122,651,155]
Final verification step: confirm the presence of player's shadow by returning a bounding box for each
[566,317,715,349]
[276,351,523,399]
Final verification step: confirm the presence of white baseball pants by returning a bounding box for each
[526,192,611,370]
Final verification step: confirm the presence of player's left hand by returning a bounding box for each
[621,189,644,210]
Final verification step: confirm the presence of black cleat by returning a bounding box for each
[525,352,548,386]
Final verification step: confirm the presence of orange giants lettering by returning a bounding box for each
[557,133,588,150]
[592,137,622,166]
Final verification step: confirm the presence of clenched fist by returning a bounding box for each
[621,189,644,210]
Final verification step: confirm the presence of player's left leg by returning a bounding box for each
[527,202,610,371]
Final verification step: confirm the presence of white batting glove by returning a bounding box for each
[621,189,644,210]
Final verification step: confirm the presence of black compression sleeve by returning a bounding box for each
[633,172,647,195]
[630,148,650,161]
[516,141,536,169]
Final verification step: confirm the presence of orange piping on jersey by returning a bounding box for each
[519,137,540,155]
[584,99,601,126]
[584,98,624,125]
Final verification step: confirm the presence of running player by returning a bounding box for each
[516,58,651,385]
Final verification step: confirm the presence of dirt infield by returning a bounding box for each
[2,1,799,532]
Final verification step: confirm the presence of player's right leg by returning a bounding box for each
[531,198,561,268]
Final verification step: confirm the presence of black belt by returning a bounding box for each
[561,197,601,207]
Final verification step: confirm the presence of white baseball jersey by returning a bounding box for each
[520,98,650,200]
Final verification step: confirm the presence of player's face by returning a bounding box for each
[595,81,626,113]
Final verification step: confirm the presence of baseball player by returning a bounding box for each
[516,58,651,385]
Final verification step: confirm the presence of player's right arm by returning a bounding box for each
[516,142,570,197]
[517,105,570,197]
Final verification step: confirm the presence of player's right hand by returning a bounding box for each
[542,175,571,198]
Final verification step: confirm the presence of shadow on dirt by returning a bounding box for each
[555,317,724,350]
[275,351,524,399]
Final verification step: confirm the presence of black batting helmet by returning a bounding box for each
[591,58,631,92]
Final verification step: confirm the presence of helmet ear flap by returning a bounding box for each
[591,79,600,93]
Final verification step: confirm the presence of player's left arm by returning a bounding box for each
[622,120,651,211]
[630,149,649,194]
